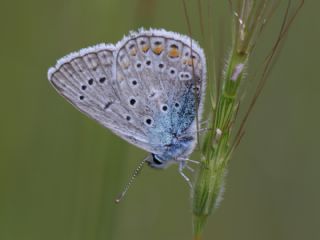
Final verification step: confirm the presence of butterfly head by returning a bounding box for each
[147,153,171,169]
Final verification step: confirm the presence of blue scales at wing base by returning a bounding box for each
[147,83,199,167]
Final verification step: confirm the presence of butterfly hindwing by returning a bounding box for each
[114,29,206,149]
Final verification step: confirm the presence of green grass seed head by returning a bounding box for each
[191,1,304,239]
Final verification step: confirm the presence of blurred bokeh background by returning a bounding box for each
[0,1,318,240]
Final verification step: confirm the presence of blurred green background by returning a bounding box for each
[0,1,318,240]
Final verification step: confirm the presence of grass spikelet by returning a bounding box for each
[191,1,305,239]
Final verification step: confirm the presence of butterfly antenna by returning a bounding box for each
[115,155,149,204]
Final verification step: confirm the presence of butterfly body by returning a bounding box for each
[48,29,206,170]
[146,83,198,168]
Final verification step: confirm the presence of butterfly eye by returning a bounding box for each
[152,154,163,165]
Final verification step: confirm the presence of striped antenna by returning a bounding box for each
[115,155,150,204]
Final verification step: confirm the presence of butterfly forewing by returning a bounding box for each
[48,43,157,153]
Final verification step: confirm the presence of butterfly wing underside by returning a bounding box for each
[48,29,206,155]
[113,30,206,150]
[47,44,155,153]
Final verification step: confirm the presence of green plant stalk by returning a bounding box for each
[192,46,249,239]
[191,0,305,238]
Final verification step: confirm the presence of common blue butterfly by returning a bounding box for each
[48,29,206,183]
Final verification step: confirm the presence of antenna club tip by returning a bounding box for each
[115,193,124,204]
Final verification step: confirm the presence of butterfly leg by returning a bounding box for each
[199,119,210,126]
[177,157,200,165]
[185,164,194,173]
[179,161,193,189]
[197,128,212,134]
[178,128,212,140]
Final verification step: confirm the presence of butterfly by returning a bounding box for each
[47,29,206,184]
